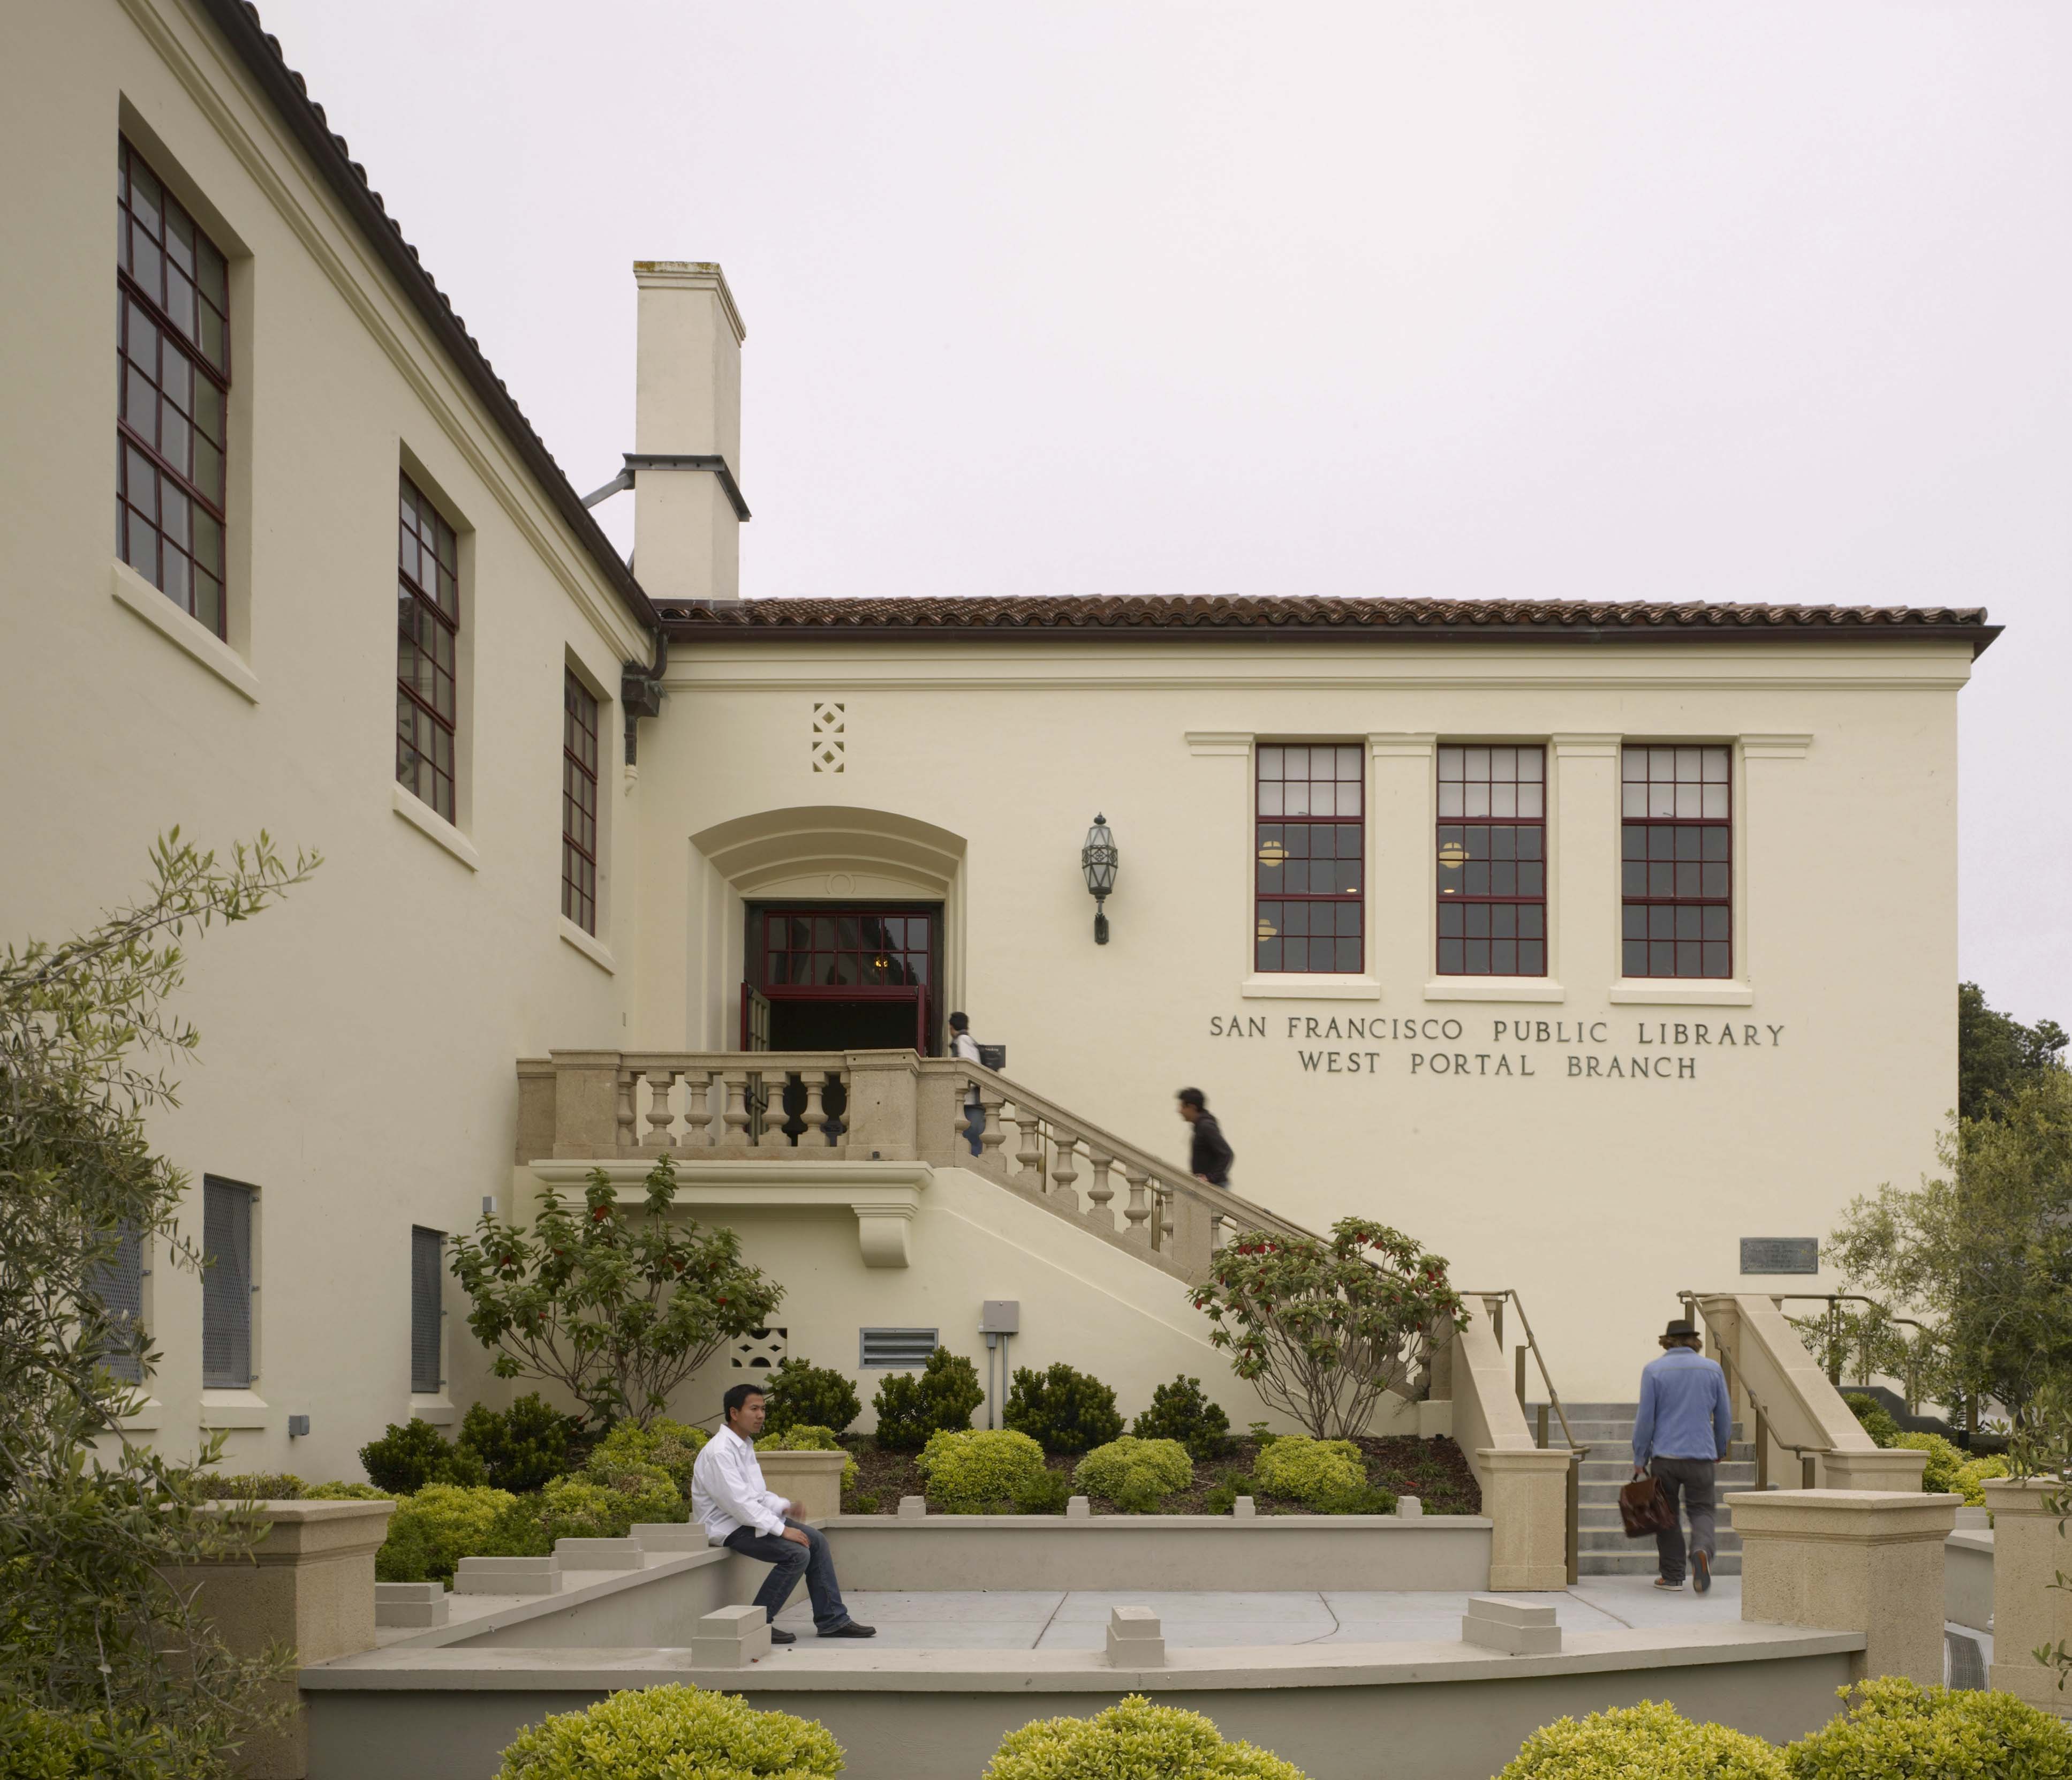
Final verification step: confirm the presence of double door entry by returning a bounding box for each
[739,903,940,1057]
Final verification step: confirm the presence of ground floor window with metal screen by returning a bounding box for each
[860,1328,938,1369]
[85,1223,145,1384]
[411,1226,444,1395]
[202,1177,254,1390]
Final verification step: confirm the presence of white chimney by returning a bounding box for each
[631,261,747,603]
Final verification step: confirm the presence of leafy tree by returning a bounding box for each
[1,832,315,1776]
[1829,1070,2072,1420]
[1192,1218,1465,1439]
[1959,982,2067,1124]
[448,1156,782,1430]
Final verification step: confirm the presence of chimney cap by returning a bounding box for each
[632,261,745,342]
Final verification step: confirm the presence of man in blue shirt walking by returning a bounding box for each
[1631,1317,1735,1593]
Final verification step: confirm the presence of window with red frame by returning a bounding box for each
[396,476,460,820]
[1621,745,1731,978]
[1255,744,1364,973]
[117,140,229,633]
[562,670,600,934]
[1435,745,1546,976]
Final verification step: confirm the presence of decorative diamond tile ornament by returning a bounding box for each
[730,1325,787,1371]
[811,702,845,773]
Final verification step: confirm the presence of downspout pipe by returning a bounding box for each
[622,627,668,767]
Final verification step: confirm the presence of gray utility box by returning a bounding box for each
[979,1300,1020,1334]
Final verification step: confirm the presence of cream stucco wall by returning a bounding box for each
[630,638,1967,1403]
[1,0,644,1481]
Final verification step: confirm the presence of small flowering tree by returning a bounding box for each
[450,1156,782,1430]
[1191,1218,1465,1439]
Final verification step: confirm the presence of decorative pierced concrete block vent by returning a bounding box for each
[731,1325,787,1371]
[860,1327,938,1368]
[812,702,846,773]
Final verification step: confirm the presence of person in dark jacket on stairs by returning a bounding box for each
[1176,1087,1234,1188]
[1631,1318,1734,1594]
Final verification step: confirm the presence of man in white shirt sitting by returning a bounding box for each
[690,1382,875,1642]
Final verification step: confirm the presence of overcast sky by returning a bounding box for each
[260,1,2071,1031]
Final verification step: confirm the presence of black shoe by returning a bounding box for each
[1693,1551,1711,1595]
[819,1621,876,1638]
[768,1627,797,1645]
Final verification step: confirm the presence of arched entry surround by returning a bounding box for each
[686,806,967,1051]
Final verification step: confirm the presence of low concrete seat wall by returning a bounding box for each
[816,1514,1492,1594]
[413,1547,762,1652]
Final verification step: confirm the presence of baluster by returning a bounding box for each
[721,1070,752,1146]
[1086,1149,1116,1228]
[804,1074,830,1148]
[1014,1107,1043,1179]
[615,1070,639,1150]
[1153,1185,1175,1252]
[759,1071,792,1149]
[979,1089,1009,1171]
[1122,1168,1152,1244]
[952,1075,972,1153]
[643,1068,679,1148]
[1049,1129,1081,1212]
[1209,1211,1230,1255]
[684,1072,714,1147]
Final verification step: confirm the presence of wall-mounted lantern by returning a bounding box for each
[1081,814,1120,945]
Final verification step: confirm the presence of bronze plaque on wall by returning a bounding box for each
[1740,1237,1819,1275]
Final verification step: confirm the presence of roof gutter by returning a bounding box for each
[199,0,661,638]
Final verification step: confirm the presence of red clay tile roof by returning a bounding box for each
[661,595,1997,650]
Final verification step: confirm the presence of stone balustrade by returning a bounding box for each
[519,1047,1312,1283]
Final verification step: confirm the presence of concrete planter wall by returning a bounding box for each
[757,1448,848,1521]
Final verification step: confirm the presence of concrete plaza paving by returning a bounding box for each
[774,1575,1744,1651]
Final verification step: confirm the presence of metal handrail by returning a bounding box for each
[1461,1286,1588,1457]
[1767,1291,1934,1401]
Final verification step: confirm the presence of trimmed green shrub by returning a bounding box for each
[1890,1430,1971,1498]
[493,1682,843,1780]
[1074,1437,1194,1512]
[197,1473,304,1499]
[1203,1470,1259,1515]
[1315,1481,1399,1515]
[457,1394,587,1494]
[757,1424,860,1492]
[764,1356,862,1437]
[1956,1452,2009,1506]
[381,1484,521,1583]
[1011,1468,1074,1514]
[982,1694,1311,1780]
[916,1429,1047,1513]
[872,1347,985,1451]
[1843,1393,1901,1449]
[1253,1436,1365,1507]
[1784,1677,2072,1777]
[1500,1701,1787,1779]
[304,1481,395,1501]
[546,1460,682,1541]
[0,1701,215,1780]
[360,1418,486,1494]
[847,1492,881,1515]
[1132,1374,1235,1460]
[589,1416,709,1500]
[1003,1362,1124,1454]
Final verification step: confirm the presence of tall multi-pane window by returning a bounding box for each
[1436,746,1547,976]
[201,1177,254,1391]
[397,476,460,820]
[410,1227,444,1396]
[1254,745,1364,974]
[84,1223,145,1385]
[562,670,600,933]
[117,139,230,633]
[1622,745,1731,978]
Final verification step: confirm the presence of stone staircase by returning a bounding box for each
[1534,1402,1759,1577]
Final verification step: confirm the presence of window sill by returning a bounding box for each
[110,559,259,703]
[1239,975,1381,1001]
[1608,981,1755,1006]
[409,1396,457,1426]
[559,917,617,974]
[199,1389,270,1430]
[392,782,480,871]
[1423,979,1566,1003]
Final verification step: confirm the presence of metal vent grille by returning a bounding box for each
[201,1178,253,1389]
[85,1223,145,1383]
[410,1226,444,1394]
[859,1328,938,1369]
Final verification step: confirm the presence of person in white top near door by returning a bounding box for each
[689,1383,874,1641]
[949,1010,985,1156]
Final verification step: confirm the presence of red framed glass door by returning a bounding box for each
[743,904,941,1056]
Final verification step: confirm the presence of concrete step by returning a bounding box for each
[1578,1526,1743,1553]
[1578,1549,1743,1577]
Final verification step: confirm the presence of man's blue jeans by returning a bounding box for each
[722,1518,852,1632]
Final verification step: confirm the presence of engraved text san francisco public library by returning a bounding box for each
[1205,1015,1786,1080]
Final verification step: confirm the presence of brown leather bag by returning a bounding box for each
[1619,1473,1678,1538]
